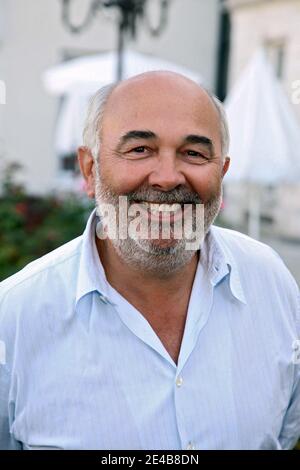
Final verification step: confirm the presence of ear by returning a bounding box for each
[221,156,230,179]
[78,146,96,198]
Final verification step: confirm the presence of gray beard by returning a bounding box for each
[94,161,222,277]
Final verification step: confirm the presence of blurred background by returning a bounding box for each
[0,0,300,285]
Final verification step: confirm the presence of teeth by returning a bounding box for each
[159,203,181,212]
[139,202,182,214]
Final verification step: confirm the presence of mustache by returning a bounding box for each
[125,186,203,205]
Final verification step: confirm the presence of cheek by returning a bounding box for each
[186,165,222,202]
[100,156,151,194]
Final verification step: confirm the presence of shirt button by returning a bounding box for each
[187,441,195,450]
[176,376,183,387]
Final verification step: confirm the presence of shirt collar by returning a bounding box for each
[203,226,247,304]
[76,208,112,306]
[76,209,247,306]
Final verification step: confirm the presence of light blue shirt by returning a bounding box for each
[0,209,299,450]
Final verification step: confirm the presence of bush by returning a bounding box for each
[0,162,93,281]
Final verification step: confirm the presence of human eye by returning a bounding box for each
[131,146,147,153]
[124,145,153,159]
[182,149,209,163]
[186,150,202,157]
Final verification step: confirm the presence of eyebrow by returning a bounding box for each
[117,130,157,150]
[183,135,215,156]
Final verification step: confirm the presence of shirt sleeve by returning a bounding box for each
[0,364,22,450]
[279,291,300,450]
[0,288,22,450]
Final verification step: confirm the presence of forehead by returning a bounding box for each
[101,74,221,143]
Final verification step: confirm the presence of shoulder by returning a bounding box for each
[211,225,299,306]
[0,235,82,297]
[0,236,83,336]
[211,225,291,272]
[211,225,280,260]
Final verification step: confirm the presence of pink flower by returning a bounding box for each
[15,202,27,215]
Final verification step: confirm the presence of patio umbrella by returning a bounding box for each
[224,49,300,239]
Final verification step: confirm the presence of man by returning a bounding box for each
[0,71,299,450]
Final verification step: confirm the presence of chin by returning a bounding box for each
[148,237,179,249]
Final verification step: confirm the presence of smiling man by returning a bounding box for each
[0,72,299,450]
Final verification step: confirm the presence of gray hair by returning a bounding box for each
[206,89,230,159]
[82,83,117,159]
[83,81,230,160]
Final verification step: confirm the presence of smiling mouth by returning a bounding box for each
[129,201,197,222]
[132,200,195,207]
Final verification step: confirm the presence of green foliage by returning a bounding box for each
[0,162,93,281]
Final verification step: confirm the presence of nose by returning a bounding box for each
[148,153,186,191]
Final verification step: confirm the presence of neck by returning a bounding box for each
[96,237,199,304]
